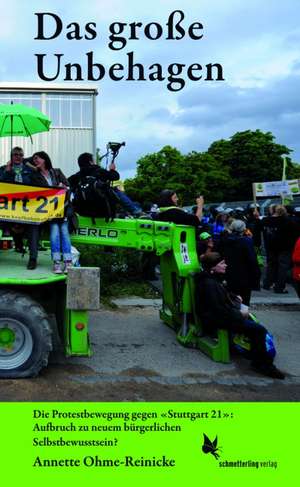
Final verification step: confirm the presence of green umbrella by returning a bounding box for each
[0,102,51,150]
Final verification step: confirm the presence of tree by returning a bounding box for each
[124,146,231,205]
[125,130,296,206]
[287,158,300,179]
[183,151,231,203]
[125,146,186,204]
[208,130,292,200]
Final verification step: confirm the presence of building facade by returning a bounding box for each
[0,82,98,176]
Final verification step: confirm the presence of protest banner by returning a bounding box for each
[0,182,66,224]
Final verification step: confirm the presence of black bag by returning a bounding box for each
[72,176,119,222]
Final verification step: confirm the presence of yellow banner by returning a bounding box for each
[0,182,66,224]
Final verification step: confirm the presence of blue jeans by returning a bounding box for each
[50,221,72,262]
[232,318,272,365]
[113,189,141,215]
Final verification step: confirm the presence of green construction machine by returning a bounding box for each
[0,216,230,379]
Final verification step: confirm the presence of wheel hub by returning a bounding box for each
[0,327,16,348]
[0,318,33,369]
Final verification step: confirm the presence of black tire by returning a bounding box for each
[0,291,52,378]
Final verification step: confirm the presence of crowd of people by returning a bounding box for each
[155,190,300,299]
[152,189,300,380]
[198,200,300,299]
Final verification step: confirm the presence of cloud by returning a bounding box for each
[0,0,300,172]
[177,74,300,123]
[98,69,300,171]
[131,71,297,157]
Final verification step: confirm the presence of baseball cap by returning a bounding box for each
[200,232,212,240]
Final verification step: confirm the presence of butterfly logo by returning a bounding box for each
[202,433,222,459]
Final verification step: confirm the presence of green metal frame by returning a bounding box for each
[0,216,230,362]
[64,309,91,357]
[71,216,173,255]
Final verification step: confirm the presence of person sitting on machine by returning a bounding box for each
[196,252,285,379]
[155,190,205,258]
[69,152,120,191]
[69,152,120,221]
[156,189,204,227]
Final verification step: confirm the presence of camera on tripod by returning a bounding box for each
[107,141,126,155]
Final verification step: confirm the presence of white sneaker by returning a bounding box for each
[63,261,73,274]
[53,261,63,274]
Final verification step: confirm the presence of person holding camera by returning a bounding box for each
[69,152,142,218]
[69,152,120,191]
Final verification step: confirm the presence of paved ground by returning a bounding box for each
[1,290,299,402]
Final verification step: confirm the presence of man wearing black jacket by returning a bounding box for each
[69,152,142,217]
[221,219,261,305]
[262,205,298,293]
[196,252,285,379]
[69,152,120,190]
[68,152,120,220]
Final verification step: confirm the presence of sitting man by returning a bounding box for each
[69,152,120,221]
[69,153,142,219]
[196,252,285,379]
[69,152,120,191]
[0,146,42,269]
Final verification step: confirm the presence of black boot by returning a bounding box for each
[27,258,37,270]
[251,362,285,380]
[13,235,25,253]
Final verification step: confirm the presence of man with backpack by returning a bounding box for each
[69,153,120,221]
[69,152,120,190]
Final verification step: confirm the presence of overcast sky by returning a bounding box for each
[0,0,299,178]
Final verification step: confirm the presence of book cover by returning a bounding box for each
[0,1,299,485]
